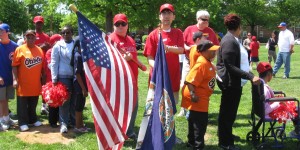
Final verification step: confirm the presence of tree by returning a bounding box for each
[0,0,29,34]
[222,0,270,36]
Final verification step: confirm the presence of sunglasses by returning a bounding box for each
[199,18,209,22]
[114,22,127,27]
[247,35,251,36]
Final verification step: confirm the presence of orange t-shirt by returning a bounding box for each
[12,44,44,96]
[181,56,216,112]
[189,45,201,68]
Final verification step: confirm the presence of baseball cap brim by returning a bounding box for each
[208,45,220,51]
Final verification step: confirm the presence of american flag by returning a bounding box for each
[76,11,137,150]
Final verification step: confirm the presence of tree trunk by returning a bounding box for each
[105,10,113,33]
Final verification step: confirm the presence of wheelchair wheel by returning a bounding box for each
[275,128,286,140]
[246,131,261,142]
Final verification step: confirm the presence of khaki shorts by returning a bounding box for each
[0,86,15,100]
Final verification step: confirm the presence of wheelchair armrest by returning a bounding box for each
[267,97,298,102]
[273,90,284,95]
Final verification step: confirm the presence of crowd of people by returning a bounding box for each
[0,2,298,150]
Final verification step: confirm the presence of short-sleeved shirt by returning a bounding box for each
[12,44,44,96]
[35,32,50,53]
[250,41,260,57]
[143,28,184,92]
[0,41,18,87]
[181,56,216,112]
[73,51,87,94]
[278,29,294,52]
[109,32,138,84]
[189,45,201,68]
[183,25,219,57]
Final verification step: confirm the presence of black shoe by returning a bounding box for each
[50,123,59,128]
[41,109,49,116]
[127,133,136,140]
[219,144,241,150]
[186,142,194,147]
[232,134,241,140]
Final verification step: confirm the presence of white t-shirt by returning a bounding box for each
[278,29,294,52]
[235,37,250,86]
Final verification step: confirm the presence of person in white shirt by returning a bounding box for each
[272,22,294,79]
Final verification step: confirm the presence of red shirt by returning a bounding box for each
[183,25,219,57]
[44,48,52,82]
[143,28,184,92]
[250,41,260,57]
[109,32,138,85]
[35,32,50,53]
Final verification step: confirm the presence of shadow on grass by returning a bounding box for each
[208,113,253,127]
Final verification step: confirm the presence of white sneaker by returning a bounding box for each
[33,121,42,127]
[0,121,9,130]
[20,125,29,132]
[177,108,186,117]
[60,124,68,133]
[8,118,18,126]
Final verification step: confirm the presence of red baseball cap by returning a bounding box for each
[113,14,128,24]
[251,36,257,41]
[159,3,174,13]
[33,16,44,23]
[257,62,272,74]
[49,34,62,46]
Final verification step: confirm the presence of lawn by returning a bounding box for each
[1,44,300,150]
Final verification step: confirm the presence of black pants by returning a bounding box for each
[188,110,208,150]
[218,86,242,146]
[48,106,59,125]
[17,96,39,126]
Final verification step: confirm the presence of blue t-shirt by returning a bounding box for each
[73,51,87,94]
[0,41,18,87]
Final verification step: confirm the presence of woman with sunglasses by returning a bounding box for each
[178,10,219,117]
[108,13,141,139]
[50,25,75,133]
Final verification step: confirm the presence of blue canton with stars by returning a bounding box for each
[78,12,111,69]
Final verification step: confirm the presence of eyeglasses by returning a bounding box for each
[114,22,127,27]
[247,35,251,36]
[61,31,71,35]
[199,18,209,22]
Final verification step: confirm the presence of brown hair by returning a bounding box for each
[224,13,241,31]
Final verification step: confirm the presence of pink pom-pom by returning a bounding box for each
[269,101,298,123]
[41,82,69,107]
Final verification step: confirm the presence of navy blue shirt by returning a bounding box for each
[73,51,87,94]
[0,41,18,87]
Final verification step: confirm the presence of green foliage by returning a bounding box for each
[0,0,29,33]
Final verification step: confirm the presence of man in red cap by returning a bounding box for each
[33,15,50,115]
[109,13,146,139]
[143,3,184,144]
[272,22,294,79]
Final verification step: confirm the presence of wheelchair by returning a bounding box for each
[246,81,300,149]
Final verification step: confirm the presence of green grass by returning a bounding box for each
[1,44,300,150]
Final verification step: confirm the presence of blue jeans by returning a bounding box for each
[58,78,75,126]
[273,52,291,77]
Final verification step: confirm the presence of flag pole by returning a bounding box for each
[69,4,78,13]
[68,4,147,71]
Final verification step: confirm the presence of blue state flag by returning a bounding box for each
[140,34,177,150]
